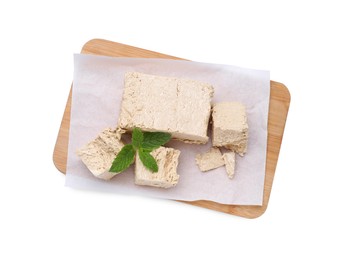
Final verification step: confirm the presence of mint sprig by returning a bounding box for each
[109,128,171,174]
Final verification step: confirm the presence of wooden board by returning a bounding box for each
[53,39,290,218]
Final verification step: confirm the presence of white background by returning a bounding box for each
[1,1,338,259]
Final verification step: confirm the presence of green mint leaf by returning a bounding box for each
[142,132,171,150]
[138,150,158,173]
[109,144,136,173]
[132,127,143,149]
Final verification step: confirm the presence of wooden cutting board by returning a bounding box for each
[53,39,290,218]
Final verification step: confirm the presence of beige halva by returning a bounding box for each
[212,102,248,155]
[135,147,180,188]
[77,72,249,187]
[77,128,125,180]
[119,72,213,144]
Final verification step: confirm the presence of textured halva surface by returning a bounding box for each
[76,128,125,180]
[212,102,248,155]
[135,147,180,188]
[195,147,225,172]
[118,72,214,144]
[223,151,236,179]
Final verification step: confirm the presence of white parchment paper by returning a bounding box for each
[65,54,270,205]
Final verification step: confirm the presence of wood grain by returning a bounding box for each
[53,39,290,218]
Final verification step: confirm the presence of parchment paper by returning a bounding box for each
[65,54,270,205]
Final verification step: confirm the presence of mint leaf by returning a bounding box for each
[109,144,135,173]
[138,150,158,173]
[142,132,171,150]
[132,127,143,149]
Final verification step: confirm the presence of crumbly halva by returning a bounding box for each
[76,128,125,180]
[118,72,214,144]
[212,102,248,155]
[195,147,225,172]
[223,151,236,179]
[135,147,180,188]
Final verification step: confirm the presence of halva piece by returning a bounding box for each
[118,72,214,144]
[212,102,248,155]
[77,128,125,180]
[195,147,225,172]
[135,147,180,188]
[223,151,236,179]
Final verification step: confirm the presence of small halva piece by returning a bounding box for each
[77,128,125,180]
[195,147,225,172]
[223,151,236,179]
[135,147,180,188]
[118,72,214,144]
[212,102,248,155]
